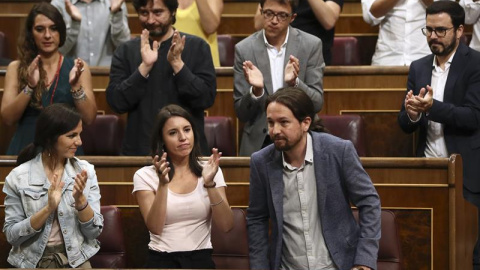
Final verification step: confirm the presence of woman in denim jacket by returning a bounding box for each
[3,103,103,268]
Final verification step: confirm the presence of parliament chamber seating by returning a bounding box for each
[80,114,124,155]
[331,37,361,66]
[353,209,403,270]
[218,34,236,67]
[0,31,6,59]
[204,116,236,156]
[90,206,127,268]
[211,208,249,269]
[321,114,367,156]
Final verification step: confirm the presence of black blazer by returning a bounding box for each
[398,43,480,193]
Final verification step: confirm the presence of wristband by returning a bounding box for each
[23,85,34,96]
[76,201,89,211]
[204,182,216,188]
[210,198,224,206]
[70,86,86,100]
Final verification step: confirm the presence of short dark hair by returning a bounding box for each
[259,0,299,13]
[265,87,325,132]
[150,104,203,178]
[426,1,465,29]
[17,104,81,165]
[133,0,179,24]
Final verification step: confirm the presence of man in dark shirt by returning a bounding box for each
[106,0,216,156]
[254,0,343,64]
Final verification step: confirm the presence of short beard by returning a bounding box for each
[143,15,173,39]
[429,36,457,56]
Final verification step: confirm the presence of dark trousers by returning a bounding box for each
[464,187,480,267]
[145,248,215,269]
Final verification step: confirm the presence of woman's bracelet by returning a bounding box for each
[204,181,216,188]
[210,198,224,207]
[22,85,34,96]
[70,86,86,100]
[76,201,89,211]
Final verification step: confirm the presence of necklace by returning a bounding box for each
[48,54,63,105]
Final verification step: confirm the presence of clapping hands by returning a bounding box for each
[153,152,171,185]
[202,148,222,186]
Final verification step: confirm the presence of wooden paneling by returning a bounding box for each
[0,155,476,269]
[0,66,412,157]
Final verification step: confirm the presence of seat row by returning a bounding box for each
[95,206,403,269]
[82,114,367,157]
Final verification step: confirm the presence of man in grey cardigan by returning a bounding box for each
[247,87,381,270]
[233,0,324,156]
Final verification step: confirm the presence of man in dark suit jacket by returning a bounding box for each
[233,0,324,156]
[248,87,381,270]
[398,1,480,267]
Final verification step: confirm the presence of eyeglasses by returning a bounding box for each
[421,27,455,37]
[261,9,292,22]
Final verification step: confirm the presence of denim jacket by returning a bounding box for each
[2,154,103,268]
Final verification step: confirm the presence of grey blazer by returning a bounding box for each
[247,132,381,270]
[233,27,325,156]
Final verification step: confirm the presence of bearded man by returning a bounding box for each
[106,0,216,156]
[398,1,480,268]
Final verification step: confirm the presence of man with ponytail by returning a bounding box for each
[247,87,381,270]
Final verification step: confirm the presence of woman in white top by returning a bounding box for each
[133,104,234,268]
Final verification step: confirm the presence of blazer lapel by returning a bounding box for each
[444,43,469,103]
[417,55,434,92]
[312,133,328,216]
[266,149,285,224]
[253,32,273,94]
[284,27,300,68]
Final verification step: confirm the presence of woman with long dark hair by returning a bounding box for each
[133,104,234,268]
[3,103,103,268]
[1,2,97,155]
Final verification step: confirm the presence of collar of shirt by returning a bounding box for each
[282,133,313,171]
[262,27,290,49]
[432,51,456,72]
[72,0,102,4]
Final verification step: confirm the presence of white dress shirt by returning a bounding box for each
[249,29,289,99]
[280,134,336,270]
[460,0,480,51]
[424,54,455,158]
[361,0,451,66]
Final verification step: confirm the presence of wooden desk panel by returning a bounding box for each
[0,66,412,157]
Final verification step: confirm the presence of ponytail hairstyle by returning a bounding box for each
[16,103,81,166]
[265,87,326,132]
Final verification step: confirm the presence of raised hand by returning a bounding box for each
[153,152,171,186]
[47,174,65,213]
[167,30,185,64]
[243,61,264,94]
[27,55,41,88]
[202,148,222,185]
[69,58,84,88]
[139,29,158,77]
[404,90,420,120]
[110,0,124,13]
[406,85,434,113]
[284,55,299,86]
[65,0,82,21]
[72,170,88,204]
